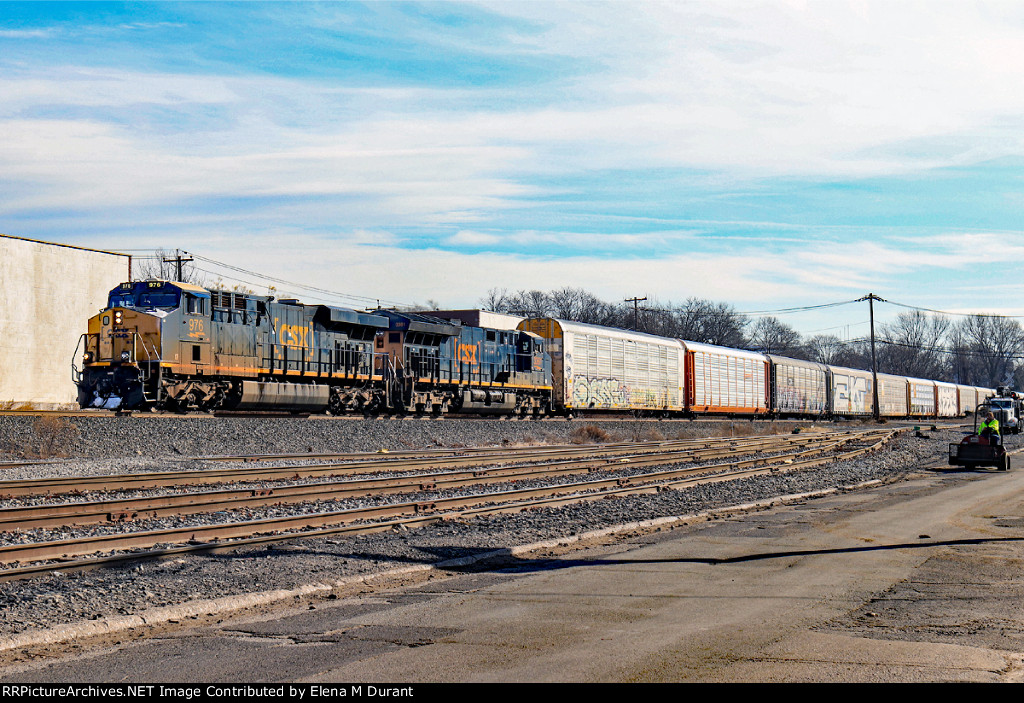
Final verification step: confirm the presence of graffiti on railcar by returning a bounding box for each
[571,376,631,407]
[833,374,872,413]
[634,389,661,407]
[779,388,805,411]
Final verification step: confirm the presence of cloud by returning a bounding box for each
[483,2,1024,176]
[0,68,238,114]
[0,29,55,39]
[6,2,1024,332]
[446,230,503,246]
[5,3,1024,225]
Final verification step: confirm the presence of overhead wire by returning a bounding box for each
[736,298,863,315]
[882,298,1024,319]
[185,252,413,309]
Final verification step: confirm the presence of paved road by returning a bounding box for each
[6,465,1024,682]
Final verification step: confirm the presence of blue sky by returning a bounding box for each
[3,1,1024,336]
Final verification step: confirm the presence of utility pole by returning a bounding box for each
[625,296,647,331]
[163,249,194,282]
[857,293,886,421]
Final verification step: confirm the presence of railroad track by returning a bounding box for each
[0,428,901,580]
[0,431,843,497]
[0,432,868,530]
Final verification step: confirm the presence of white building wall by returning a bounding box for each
[0,235,129,408]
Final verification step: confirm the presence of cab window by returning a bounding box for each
[185,295,207,315]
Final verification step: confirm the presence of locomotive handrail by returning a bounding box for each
[132,333,159,382]
[70,333,87,384]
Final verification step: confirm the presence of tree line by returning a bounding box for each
[132,252,1024,389]
[479,287,1024,388]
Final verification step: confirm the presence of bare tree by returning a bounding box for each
[502,289,551,317]
[135,248,201,284]
[473,284,1024,390]
[748,316,805,357]
[578,292,620,327]
[952,315,1024,387]
[548,287,586,320]
[877,311,950,379]
[670,298,747,347]
[479,288,510,312]
[806,334,845,365]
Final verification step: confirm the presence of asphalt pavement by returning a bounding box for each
[5,463,1024,682]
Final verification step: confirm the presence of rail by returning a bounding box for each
[0,429,903,576]
[0,432,884,532]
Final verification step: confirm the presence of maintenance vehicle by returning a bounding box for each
[949,401,1010,471]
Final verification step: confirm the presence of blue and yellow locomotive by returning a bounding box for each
[372,310,551,415]
[75,280,553,415]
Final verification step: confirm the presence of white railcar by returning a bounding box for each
[518,318,685,412]
[956,385,977,416]
[876,373,909,417]
[828,366,874,416]
[907,377,937,417]
[935,381,959,418]
[766,355,828,416]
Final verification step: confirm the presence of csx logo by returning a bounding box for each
[455,342,478,365]
[277,319,310,348]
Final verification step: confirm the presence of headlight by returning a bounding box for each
[120,351,130,361]
[83,351,94,363]
[114,311,123,325]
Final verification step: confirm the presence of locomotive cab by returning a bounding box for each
[76,280,205,409]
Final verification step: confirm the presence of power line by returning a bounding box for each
[831,336,1024,362]
[186,252,413,309]
[883,298,1024,319]
[736,298,864,315]
[803,321,868,334]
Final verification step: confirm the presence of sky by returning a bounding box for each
[3,1,1024,338]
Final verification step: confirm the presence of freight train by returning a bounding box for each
[75,279,993,419]
[518,318,992,419]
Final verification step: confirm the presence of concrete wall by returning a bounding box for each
[0,235,130,408]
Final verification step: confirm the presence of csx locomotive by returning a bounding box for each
[75,280,552,415]
[76,279,994,419]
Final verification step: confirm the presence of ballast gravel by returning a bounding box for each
[0,416,967,642]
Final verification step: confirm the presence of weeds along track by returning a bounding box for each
[0,429,901,579]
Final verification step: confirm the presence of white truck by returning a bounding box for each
[987,387,1024,435]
